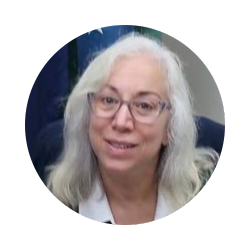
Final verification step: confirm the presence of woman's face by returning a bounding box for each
[89,53,171,175]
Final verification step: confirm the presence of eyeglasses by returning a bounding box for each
[87,92,171,124]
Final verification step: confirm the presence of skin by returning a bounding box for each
[88,53,171,224]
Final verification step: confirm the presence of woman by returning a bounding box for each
[47,33,218,225]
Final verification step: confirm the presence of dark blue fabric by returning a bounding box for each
[196,116,225,154]
[33,117,225,183]
[77,25,135,74]
[25,45,69,163]
[33,120,64,182]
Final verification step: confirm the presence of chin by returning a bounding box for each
[99,159,135,174]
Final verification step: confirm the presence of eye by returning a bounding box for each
[99,96,119,105]
[133,101,157,113]
[138,102,153,110]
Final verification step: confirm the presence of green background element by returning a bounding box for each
[135,26,162,40]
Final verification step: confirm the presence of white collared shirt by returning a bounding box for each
[79,181,171,224]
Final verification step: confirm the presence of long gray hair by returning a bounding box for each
[47,32,218,212]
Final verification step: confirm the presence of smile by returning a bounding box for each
[106,140,137,152]
[109,141,135,149]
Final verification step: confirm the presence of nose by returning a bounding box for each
[111,103,134,132]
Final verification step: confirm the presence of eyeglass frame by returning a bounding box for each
[87,92,172,124]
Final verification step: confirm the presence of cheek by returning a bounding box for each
[141,125,166,150]
[88,116,109,151]
[89,116,103,141]
[159,115,170,146]
[144,122,168,148]
[89,116,99,133]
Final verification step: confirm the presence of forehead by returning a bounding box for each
[105,53,169,99]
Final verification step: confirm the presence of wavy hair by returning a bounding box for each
[47,32,218,212]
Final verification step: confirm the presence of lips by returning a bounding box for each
[106,139,137,150]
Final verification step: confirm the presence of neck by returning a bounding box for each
[99,166,158,204]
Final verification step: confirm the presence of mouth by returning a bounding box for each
[106,140,137,150]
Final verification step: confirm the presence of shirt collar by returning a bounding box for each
[79,180,170,224]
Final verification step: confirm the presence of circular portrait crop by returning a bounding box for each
[25,25,225,225]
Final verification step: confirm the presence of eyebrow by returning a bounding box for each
[105,84,162,99]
